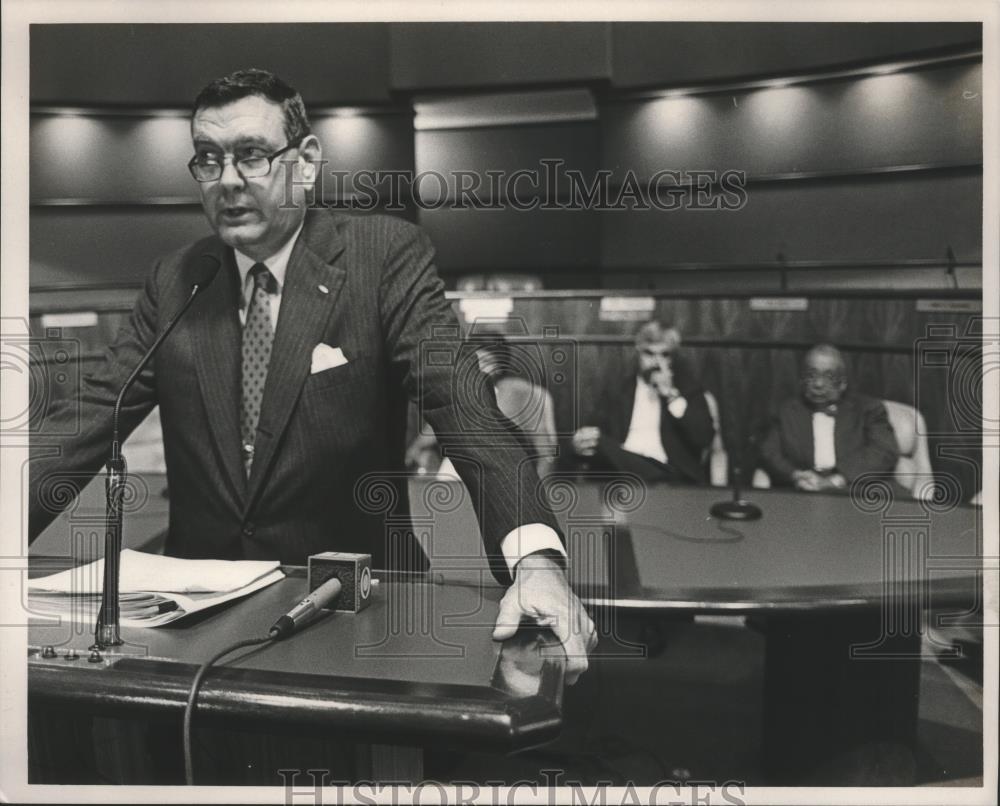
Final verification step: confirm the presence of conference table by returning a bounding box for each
[411,472,984,783]
[28,472,983,784]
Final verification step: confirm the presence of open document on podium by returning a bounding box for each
[26,549,285,627]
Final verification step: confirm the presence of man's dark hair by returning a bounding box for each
[192,68,311,144]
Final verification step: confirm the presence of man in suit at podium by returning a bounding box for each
[29,69,595,680]
[759,343,900,494]
[569,321,716,484]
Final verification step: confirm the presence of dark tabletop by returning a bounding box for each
[27,572,564,750]
[30,471,983,613]
[410,476,983,612]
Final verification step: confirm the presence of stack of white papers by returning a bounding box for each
[28,549,284,627]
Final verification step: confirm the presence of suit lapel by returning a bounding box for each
[191,243,245,502]
[833,395,854,464]
[244,212,348,509]
[622,375,638,440]
[789,398,815,469]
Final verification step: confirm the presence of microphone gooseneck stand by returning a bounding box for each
[93,260,220,650]
[709,466,763,522]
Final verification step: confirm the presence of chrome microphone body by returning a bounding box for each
[269,576,343,639]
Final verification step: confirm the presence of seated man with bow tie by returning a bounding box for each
[759,343,899,493]
[569,321,716,484]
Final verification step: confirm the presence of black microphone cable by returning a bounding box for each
[182,575,344,783]
[182,633,275,785]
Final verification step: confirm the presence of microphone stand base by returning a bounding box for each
[92,625,123,649]
[710,500,763,521]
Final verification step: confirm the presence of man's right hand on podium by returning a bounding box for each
[491,551,598,685]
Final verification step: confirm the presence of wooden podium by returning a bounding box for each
[27,568,564,785]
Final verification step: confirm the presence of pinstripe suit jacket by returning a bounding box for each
[29,210,557,584]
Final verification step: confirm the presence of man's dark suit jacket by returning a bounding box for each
[759,392,899,486]
[29,210,557,585]
[590,355,715,485]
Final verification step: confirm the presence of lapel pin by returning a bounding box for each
[318,284,329,295]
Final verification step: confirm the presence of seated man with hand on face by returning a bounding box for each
[570,321,715,484]
[759,343,899,493]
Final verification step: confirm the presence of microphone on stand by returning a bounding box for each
[710,434,763,522]
[94,254,221,649]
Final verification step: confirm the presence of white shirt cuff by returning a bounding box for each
[667,395,688,418]
[500,523,566,577]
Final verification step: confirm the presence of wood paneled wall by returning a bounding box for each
[28,290,984,501]
[454,297,984,501]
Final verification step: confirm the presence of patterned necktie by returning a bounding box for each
[240,263,275,476]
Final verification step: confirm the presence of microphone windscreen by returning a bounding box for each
[307,552,373,613]
[191,254,222,289]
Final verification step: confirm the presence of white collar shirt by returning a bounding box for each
[233,220,305,329]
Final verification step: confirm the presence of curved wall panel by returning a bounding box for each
[600,63,982,181]
[601,171,982,267]
[611,22,981,88]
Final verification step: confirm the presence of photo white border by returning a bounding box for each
[2,1,996,804]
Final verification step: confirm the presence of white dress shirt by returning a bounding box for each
[234,223,563,577]
[811,410,837,471]
[233,221,305,328]
[622,376,689,464]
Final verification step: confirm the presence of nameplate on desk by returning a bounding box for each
[915,299,982,313]
[40,311,99,329]
[599,296,656,321]
[458,297,513,322]
[749,297,809,312]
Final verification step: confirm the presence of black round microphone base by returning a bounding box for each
[710,500,763,521]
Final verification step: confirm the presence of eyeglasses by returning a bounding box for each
[802,370,844,384]
[187,139,301,183]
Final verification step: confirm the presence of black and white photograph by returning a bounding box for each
[1,1,996,803]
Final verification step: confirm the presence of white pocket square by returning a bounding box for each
[311,344,349,374]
